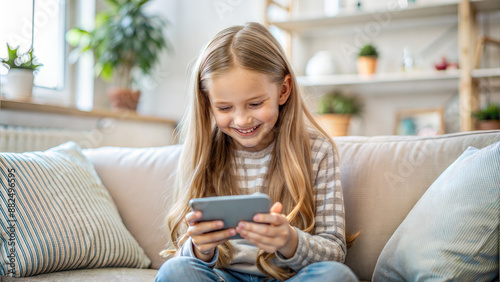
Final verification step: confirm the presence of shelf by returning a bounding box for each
[298,69,460,87]
[270,0,499,32]
[270,1,459,32]
[471,0,500,12]
[471,68,500,78]
[0,99,177,125]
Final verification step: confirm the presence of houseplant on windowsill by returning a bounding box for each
[357,43,379,77]
[0,44,42,101]
[316,92,363,136]
[472,103,500,130]
[66,0,169,111]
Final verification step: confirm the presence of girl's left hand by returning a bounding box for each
[236,202,298,258]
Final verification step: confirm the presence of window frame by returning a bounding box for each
[32,0,73,106]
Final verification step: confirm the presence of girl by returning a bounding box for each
[156,22,358,282]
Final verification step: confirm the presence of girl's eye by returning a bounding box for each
[250,102,263,107]
[218,106,232,112]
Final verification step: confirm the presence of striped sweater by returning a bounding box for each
[179,131,347,275]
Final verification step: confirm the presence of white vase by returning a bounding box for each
[324,0,341,16]
[305,51,336,76]
[5,69,34,100]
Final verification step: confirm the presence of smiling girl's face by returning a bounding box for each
[206,67,291,152]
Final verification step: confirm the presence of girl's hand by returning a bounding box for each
[185,210,236,261]
[236,202,298,258]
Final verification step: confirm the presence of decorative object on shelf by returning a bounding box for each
[107,87,141,110]
[471,103,500,130]
[401,46,414,72]
[316,92,363,136]
[345,0,362,12]
[357,43,379,77]
[434,56,459,71]
[0,44,42,101]
[398,0,416,8]
[305,51,336,76]
[434,56,448,71]
[324,0,341,16]
[66,0,169,111]
[395,108,444,136]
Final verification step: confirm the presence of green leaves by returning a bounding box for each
[318,93,363,116]
[65,0,168,87]
[0,44,42,71]
[358,44,379,58]
[472,103,500,121]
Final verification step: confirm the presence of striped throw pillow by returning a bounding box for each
[0,142,151,277]
[372,141,500,281]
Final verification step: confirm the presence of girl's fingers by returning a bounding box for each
[238,228,280,244]
[187,220,225,236]
[270,202,282,214]
[185,211,202,225]
[236,221,288,239]
[252,213,288,226]
[191,228,236,246]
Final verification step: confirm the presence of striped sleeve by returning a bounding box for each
[276,134,347,271]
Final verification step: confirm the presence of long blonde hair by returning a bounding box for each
[161,22,357,280]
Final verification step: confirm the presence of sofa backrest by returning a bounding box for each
[84,145,182,269]
[84,130,500,279]
[334,130,500,280]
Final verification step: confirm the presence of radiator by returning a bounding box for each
[0,125,101,153]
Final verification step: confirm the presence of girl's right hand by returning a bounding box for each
[185,210,236,261]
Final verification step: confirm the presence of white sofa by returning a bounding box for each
[2,130,499,281]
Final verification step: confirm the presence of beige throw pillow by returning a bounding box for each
[0,142,151,277]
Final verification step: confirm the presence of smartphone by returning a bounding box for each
[189,193,271,239]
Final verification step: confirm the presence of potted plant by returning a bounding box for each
[316,92,363,136]
[472,103,500,130]
[66,0,169,111]
[0,44,42,100]
[357,43,379,77]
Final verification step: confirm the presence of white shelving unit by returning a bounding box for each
[265,0,500,131]
[270,2,459,32]
[298,69,460,87]
[269,0,500,32]
[471,68,500,78]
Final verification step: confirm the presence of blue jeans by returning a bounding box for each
[155,256,359,282]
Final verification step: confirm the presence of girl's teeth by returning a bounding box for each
[239,126,257,133]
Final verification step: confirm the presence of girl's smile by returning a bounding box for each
[232,124,261,136]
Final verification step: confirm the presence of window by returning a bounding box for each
[0,0,66,90]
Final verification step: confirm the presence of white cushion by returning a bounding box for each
[0,142,150,277]
[334,130,500,280]
[372,142,499,281]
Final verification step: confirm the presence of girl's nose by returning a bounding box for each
[234,110,252,127]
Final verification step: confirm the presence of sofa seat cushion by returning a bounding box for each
[0,142,150,277]
[334,130,500,281]
[0,268,158,282]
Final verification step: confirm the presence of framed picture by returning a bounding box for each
[395,108,445,136]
